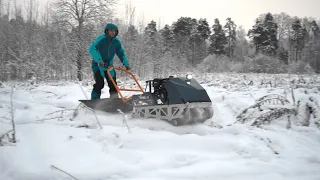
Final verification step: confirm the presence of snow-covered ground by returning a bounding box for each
[1,73,320,180]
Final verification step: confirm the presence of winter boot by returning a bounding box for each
[91,90,101,100]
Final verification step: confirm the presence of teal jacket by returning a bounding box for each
[89,23,129,78]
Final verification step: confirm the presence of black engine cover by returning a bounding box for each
[163,77,211,105]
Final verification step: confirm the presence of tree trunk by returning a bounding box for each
[295,48,298,62]
[229,36,231,60]
[76,21,83,81]
[77,49,83,81]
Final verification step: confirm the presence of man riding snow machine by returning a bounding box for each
[80,67,214,126]
[80,23,213,126]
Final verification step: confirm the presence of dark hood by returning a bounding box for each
[104,23,119,36]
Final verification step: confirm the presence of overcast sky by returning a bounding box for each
[16,0,320,30]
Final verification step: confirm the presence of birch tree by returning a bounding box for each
[274,12,293,42]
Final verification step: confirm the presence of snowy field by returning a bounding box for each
[1,73,320,180]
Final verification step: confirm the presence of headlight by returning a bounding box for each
[186,74,192,80]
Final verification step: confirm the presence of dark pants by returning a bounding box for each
[92,71,118,97]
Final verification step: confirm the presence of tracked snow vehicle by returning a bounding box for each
[79,67,213,126]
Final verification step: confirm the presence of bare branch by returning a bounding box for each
[78,84,103,129]
[10,86,16,143]
[117,109,131,133]
[51,165,79,180]
[0,130,13,146]
[38,109,76,121]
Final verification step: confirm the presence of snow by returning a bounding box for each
[1,74,320,180]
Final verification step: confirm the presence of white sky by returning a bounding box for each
[13,0,320,31]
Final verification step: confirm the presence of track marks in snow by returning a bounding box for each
[2,82,320,179]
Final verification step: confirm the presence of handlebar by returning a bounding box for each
[106,66,144,103]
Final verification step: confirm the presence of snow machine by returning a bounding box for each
[79,67,213,126]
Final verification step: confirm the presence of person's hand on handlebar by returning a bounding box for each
[124,66,131,70]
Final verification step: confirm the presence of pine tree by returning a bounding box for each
[310,20,320,38]
[188,19,207,65]
[290,18,307,62]
[224,17,237,59]
[262,13,278,55]
[197,18,211,40]
[172,17,197,62]
[7,9,26,80]
[144,20,160,77]
[248,19,265,54]
[125,25,138,42]
[159,24,177,76]
[301,19,311,45]
[194,18,211,62]
[208,18,227,55]
[124,25,139,70]
[302,37,320,73]
[248,13,278,56]
[0,1,7,81]
[161,24,175,53]
[173,17,195,37]
[189,23,201,65]
[302,20,320,73]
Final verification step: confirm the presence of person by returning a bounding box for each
[89,23,130,100]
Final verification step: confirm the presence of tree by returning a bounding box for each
[273,13,293,64]
[277,46,289,64]
[302,37,320,73]
[248,13,278,56]
[52,0,117,81]
[208,18,227,55]
[124,0,135,26]
[145,20,157,51]
[262,13,278,55]
[144,20,160,77]
[186,19,211,65]
[234,26,249,61]
[173,17,195,37]
[224,17,237,59]
[6,5,26,81]
[310,20,320,38]
[161,24,175,53]
[124,25,138,46]
[192,18,211,63]
[302,20,320,73]
[274,12,293,41]
[189,22,201,65]
[289,17,307,62]
[172,17,197,62]
[0,0,7,81]
[248,18,264,54]
[123,24,139,70]
[197,18,211,40]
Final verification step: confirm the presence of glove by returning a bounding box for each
[98,62,108,77]
[125,66,131,70]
